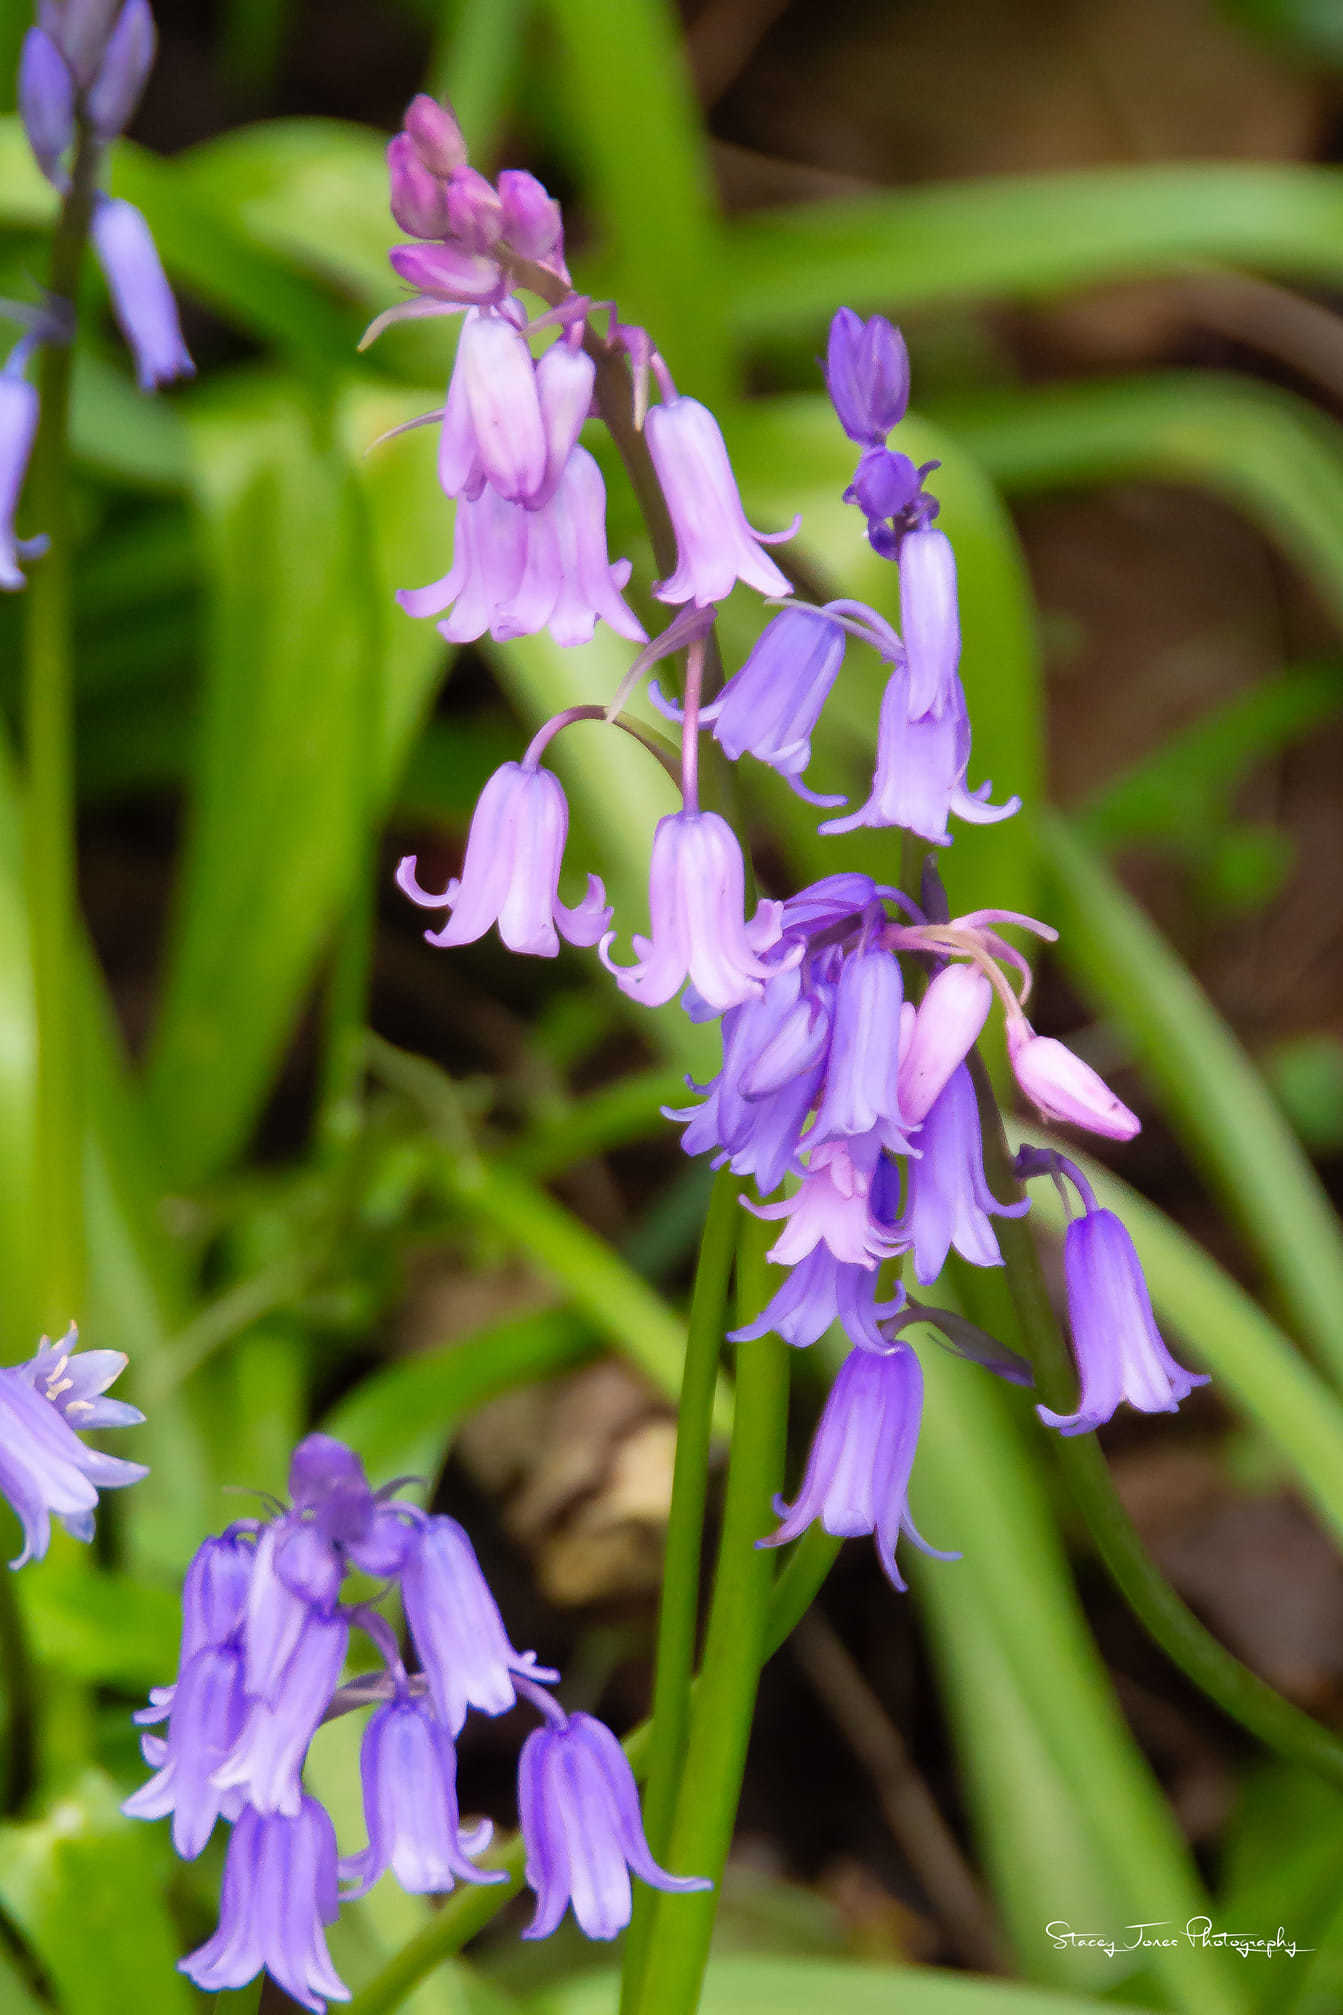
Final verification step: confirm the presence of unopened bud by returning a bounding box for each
[444,165,503,254]
[19,28,74,182]
[388,241,505,306]
[498,169,565,270]
[1007,1022,1140,1141]
[403,93,467,177]
[899,964,992,1123]
[39,0,122,86]
[86,0,156,138]
[387,133,449,239]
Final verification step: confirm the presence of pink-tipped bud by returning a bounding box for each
[388,242,506,306]
[386,132,449,239]
[1007,1022,1140,1141]
[899,964,993,1124]
[403,92,468,177]
[498,169,565,269]
[444,165,503,254]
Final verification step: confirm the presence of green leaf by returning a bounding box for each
[0,1771,194,2015]
[724,165,1343,335]
[531,1953,1160,2015]
[1038,813,1343,1393]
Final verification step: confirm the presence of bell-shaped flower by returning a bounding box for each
[899,528,961,718]
[904,1065,1028,1284]
[341,1691,501,1897]
[0,1328,147,1566]
[600,810,785,1013]
[122,1641,248,1858]
[0,364,46,592]
[810,944,915,1153]
[1039,1208,1208,1435]
[645,396,794,606]
[654,603,846,805]
[518,1710,709,1940]
[731,1243,905,1351]
[437,307,546,504]
[762,1342,953,1590]
[825,308,910,446]
[748,1135,905,1270]
[212,1609,348,1819]
[90,196,194,390]
[179,1797,349,2013]
[401,1515,548,1735]
[1007,1021,1140,1140]
[897,964,992,1124]
[397,761,610,959]
[821,665,1018,846]
[400,446,645,648]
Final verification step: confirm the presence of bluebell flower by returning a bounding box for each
[18,28,74,182]
[0,354,46,593]
[645,395,794,607]
[341,1691,501,1896]
[904,1064,1028,1285]
[89,195,194,390]
[179,1797,349,2012]
[518,1709,709,1940]
[0,1324,146,1566]
[824,308,909,446]
[401,1513,549,1734]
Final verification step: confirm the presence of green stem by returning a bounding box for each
[342,1510,834,2015]
[624,1217,790,2015]
[971,1055,1343,1789]
[621,1168,739,2001]
[23,125,103,1333]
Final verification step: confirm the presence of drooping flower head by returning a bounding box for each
[179,1798,350,2013]
[0,1324,147,1567]
[645,395,795,607]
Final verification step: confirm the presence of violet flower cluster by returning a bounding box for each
[124,1433,706,2011]
[377,93,1206,1599]
[0,1324,147,1567]
[3,0,192,589]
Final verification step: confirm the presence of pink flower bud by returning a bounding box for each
[498,169,565,269]
[444,165,503,254]
[388,242,505,306]
[386,132,448,239]
[1007,1022,1140,1140]
[899,964,992,1124]
[403,92,467,176]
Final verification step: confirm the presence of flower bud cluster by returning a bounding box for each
[4,3,191,590]
[125,1433,705,2010]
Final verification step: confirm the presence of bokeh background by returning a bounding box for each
[2,2,1343,2011]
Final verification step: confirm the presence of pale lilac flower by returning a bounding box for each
[518,1710,708,1940]
[401,1515,546,1735]
[730,1243,905,1351]
[1007,1021,1140,1141]
[897,964,993,1124]
[19,28,73,181]
[90,196,194,390]
[37,0,122,85]
[399,447,644,648]
[438,308,546,504]
[213,1611,349,1817]
[86,0,155,138]
[1039,1208,1208,1434]
[904,1065,1028,1284]
[820,664,1018,846]
[761,1342,953,1590]
[497,168,566,272]
[645,396,794,606]
[386,131,450,238]
[749,1136,905,1270]
[122,1641,248,1857]
[654,603,846,805]
[825,308,909,446]
[600,809,785,1012]
[179,1797,349,2012]
[0,1326,147,1566]
[0,362,46,592]
[341,1692,500,1897]
[396,761,610,958]
[388,241,506,305]
[403,92,468,176]
[900,527,961,717]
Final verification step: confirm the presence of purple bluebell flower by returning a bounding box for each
[897,963,992,1124]
[179,1797,349,2012]
[341,1691,500,1897]
[437,307,546,505]
[778,871,882,935]
[1007,1021,1140,1141]
[600,809,785,1012]
[730,1243,904,1350]
[825,308,909,446]
[654,603,846,805]
[518,1709,709,1940]
[90,196,193,390]
[1039,1207,1208,1434]
[19,28,74,182]
[845,447,927,525]
[820,663,1018,846]
[809,943,915,1153]
[37,0,123,85]
[122,1638,248,1857]
[401,1514,546,1734]
[0,359,46,593]
[400,446,645,647]
[899,528,961,718]
[644,396,794,606]
[904,1064,1028,1284]
[0,1325,147,1566]
[85,0,155,138]
[762,1342,953,1590]
[396,760,610,958]
[213,1610,349,1817]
